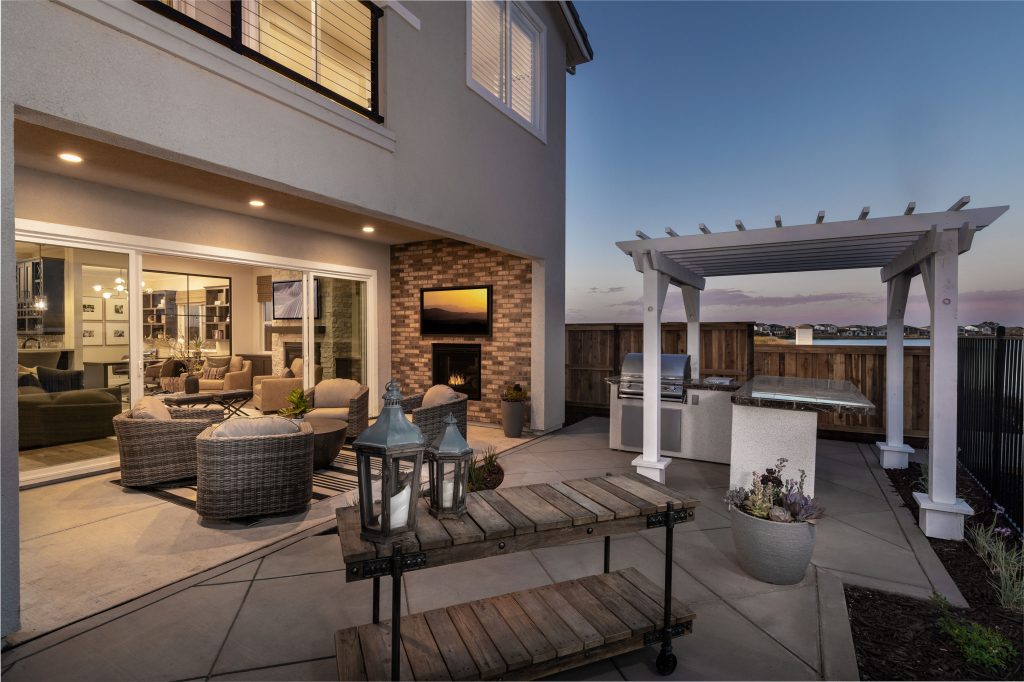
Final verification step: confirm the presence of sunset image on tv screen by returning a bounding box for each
[421,287,490,335]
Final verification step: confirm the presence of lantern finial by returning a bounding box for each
[383,379,402,406]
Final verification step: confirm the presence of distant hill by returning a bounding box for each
[422,307,487,322]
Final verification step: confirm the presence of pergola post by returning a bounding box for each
[877,273,914,468]
[914,228,972,540]
[682,286,700,381]
[635,261,672,483]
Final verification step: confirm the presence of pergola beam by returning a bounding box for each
[948,196,970,211]
[858,207,870,220]
[735,220,746,231]
[631,249,706,291]
[816,210,826,224]
[698,223,711,235]
[775,215,783,228]
[880,227,939,282]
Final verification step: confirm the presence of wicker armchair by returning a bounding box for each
[402,388,468,445]
[113,406,225,486]
[196,421,314,520]
[305,379,370,440]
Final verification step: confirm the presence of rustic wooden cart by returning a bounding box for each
[335,473,699,680]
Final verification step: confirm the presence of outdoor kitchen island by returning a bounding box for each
[729,376,875,496]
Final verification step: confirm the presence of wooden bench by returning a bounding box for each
[335,567,695,681]
[336,473,699,680]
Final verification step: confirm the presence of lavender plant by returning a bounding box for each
[724,458,825,523]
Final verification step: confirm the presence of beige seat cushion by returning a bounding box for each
[132,395,173,420]
[315,379,362,407]
[212,416,299,438]
[422,384,460,409]
[307,406,350,421]
[199,378,224,390]
[229,356,244,372]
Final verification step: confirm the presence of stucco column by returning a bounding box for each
[914,228,972,540]
[633,262,671,483]
[530,257,565,434]
[682,286,700,381]
[877,273,914,468]
[1,95,21,636]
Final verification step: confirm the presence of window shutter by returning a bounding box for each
[257,275,273,303]
[508,6,537,122]
[471,0,505,100]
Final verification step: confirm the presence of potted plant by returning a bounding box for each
[724,457,824,585]
[279,388,311,421]
[500,383,527,438]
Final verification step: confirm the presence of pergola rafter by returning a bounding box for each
[616,199,1009,541]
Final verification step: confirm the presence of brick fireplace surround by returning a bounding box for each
[391,239,532,427]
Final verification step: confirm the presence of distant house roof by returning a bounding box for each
[559,2,594,69]
[796,324,814,329]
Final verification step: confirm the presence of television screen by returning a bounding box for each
[420,286,492,336]
[273,280,320,319]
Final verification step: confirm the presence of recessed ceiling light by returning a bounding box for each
[102,291,112,299]
[92,284,103,292]
[58,152,83,164]
[362,226,375,233]
[249,199,265,207]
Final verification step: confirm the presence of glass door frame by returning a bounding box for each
[302,270,376,399]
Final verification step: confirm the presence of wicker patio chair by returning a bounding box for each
[113,406,225,486]
[401,387,468,445]
[195,420,314,520]
[305,379,370,441]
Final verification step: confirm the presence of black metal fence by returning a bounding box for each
[957,327,1023,531]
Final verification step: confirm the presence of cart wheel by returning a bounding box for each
[656,650,677,675]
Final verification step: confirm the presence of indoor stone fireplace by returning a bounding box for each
[432,344,482,401]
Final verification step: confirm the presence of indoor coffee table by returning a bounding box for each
[162,389,253,419]
[306,418,348,469]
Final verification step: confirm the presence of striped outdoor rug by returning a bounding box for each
[111,445,377,526]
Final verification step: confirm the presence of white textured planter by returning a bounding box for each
[730,508,815,585]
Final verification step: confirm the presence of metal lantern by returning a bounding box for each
[353,380,426,543]
[426,413,474,519]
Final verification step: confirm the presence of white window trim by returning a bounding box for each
[466,1,547,143]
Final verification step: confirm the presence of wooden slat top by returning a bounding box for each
[335,570,696,681]
[339,476,698,578]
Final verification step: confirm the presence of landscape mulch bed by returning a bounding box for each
[845,462,1023,680]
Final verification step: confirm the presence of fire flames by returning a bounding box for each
[448,373,466,386]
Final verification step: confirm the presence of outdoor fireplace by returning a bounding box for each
[432,344,481,401]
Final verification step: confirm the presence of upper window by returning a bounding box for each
[468,1,545,140]
[143,1,382,122]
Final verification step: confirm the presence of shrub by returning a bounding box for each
[723,457,825,523]
[937,613,1017,671]
[278,388,311,418]
[502,383,527,402]
[468,446,500,492]
[967,506,1024,613]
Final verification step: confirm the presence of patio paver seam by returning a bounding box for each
[206,572,258,680]
[826,513,916,553]
[207,655,337,680]
[19,498,171,543]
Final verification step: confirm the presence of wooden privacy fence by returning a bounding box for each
[565,323,755,409]
[754,345,931,440]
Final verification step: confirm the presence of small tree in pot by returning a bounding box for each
[724,457,825,585]
[500,383,527,438]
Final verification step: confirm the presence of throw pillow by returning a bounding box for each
[18,372,42,389]
[16,364,38,376]
[205,356,231,369]
[280,368,295,378]
[316,379,361,407]
[36,366,84,393]
[132,395,173,420]
[422,384,460,408]
[202,365,227,380]
[212,416,300,438]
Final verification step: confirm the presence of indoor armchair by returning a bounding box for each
[198,355,253,391]
[252,357,321,413]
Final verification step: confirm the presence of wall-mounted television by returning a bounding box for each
[273,279,320,320]
[420,286,492,336]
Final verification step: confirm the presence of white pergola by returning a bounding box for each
[617,198,1009,540]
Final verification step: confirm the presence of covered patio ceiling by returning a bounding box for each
[615,200,1009,280]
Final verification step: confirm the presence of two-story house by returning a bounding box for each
[0,0,592,636]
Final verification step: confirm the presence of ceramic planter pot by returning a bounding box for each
[730,508,815,585]
[183,374,200,395]
[501,400,525,438]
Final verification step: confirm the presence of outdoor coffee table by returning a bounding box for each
[162,389,253,419]
[335,473,698,680]
[305,418,348,470]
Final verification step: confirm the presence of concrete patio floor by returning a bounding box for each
[9,423,532,644]
[2,417,966,681]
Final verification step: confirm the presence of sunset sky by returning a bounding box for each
[423,288,489,313]
[564,1,1023,327]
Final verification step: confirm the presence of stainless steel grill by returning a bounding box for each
[612,353,691,402]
